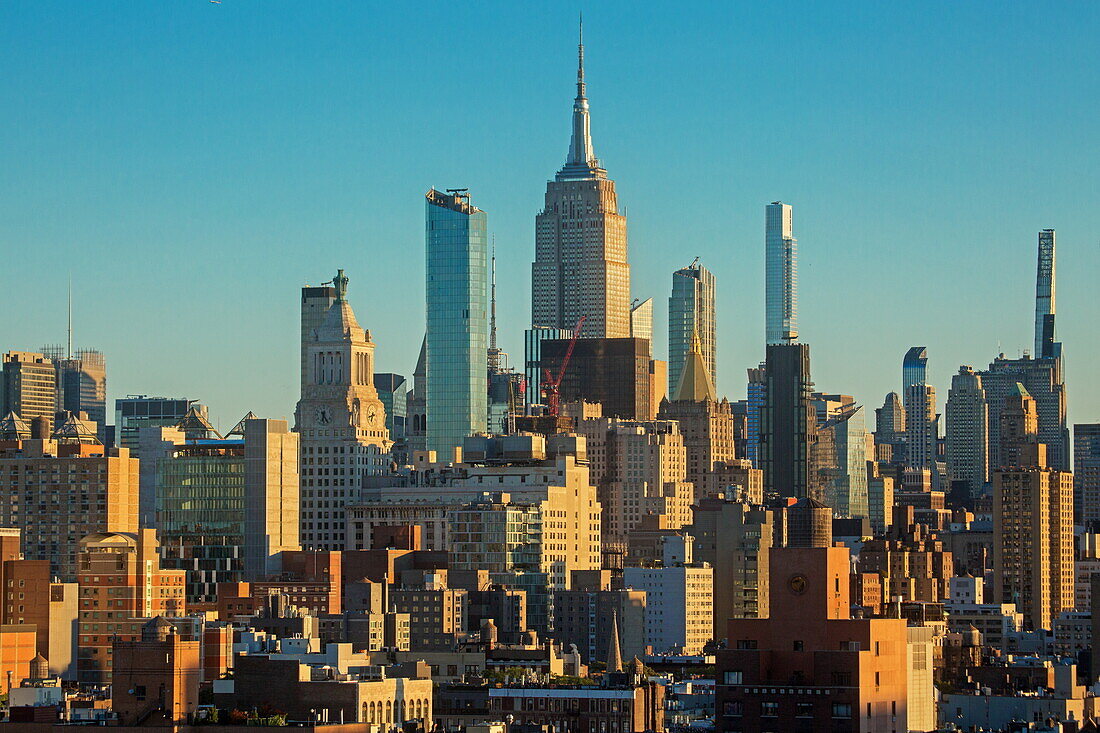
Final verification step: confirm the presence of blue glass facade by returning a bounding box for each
[425,189,488,458]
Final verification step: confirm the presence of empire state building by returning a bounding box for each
[531,24,631,338]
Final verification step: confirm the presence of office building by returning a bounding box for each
[44,349,106,439]
[1034,228,1060,359]
[815,403,869,518]
[1075,423,1100,526]
[523,327,573,408]
[622,537,712,655]
[540,337,653,420]
[140,417,299,601]
[668,261,716,396]
[992,384,1074,630]
[759,343,817,500]
[531,28,631,339]
[866,462,895,536]
[578,419,693,545]
[945,365,989,498]
[658,332,735,496]
[981,353,1069,472]
[744,363,765,468]
[76,530,187,684]
[114,396,203,453]
[901,347,937,470]
[715,546,910,733]
[295,269,391,551]
[0,437,137,581]
[1,352,57,430]
[764,202,797,345]
[630,297,653,344]
[425,188,488,458]
[373,373,407,443]
[874,391,906,463]
[553,585,646,665]
[689,497,774,633]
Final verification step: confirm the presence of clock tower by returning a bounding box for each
[295,269,390,550]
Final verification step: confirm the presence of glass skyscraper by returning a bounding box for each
[668,260,716,397]
[425,188,488,458]
[765,202,797,345]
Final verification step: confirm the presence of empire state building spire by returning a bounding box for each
[560,16,604,180]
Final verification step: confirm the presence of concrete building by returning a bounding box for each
[540,337,654,420]
[531,28,631,340]
[486,679,665,733]
[760,343,817,500]
[764,201,797,345]
[874,391,906,464]
[553,585,646,664]
[111,618,200,726]
[576,418,692,545]
[866,462,895,535]
[523,326,573,409]
[622,537,712,655]
[668,261,716,396]
[425,189,489,458]
[113,395,203,453]
[296,269,391,551]
[76,530,186,684]
[689,497,773,633]
[0,438,137,581]
[1074,422,1100,526]
[140,418,299,600]
[981,353,1069,472]
[48,350,107,440]
[657,332,735,500]
[945,365,989,498]
[349,435,600,591]
[858,507,953,604]
[0,548,78,679]
[992,383,1074,630]
[1,352,57,431]
[715,546,910,733]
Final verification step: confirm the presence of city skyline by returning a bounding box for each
[2,3,1099,430]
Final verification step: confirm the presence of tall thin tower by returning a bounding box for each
[1034,229,1059,359]
[765,202,797,345]
[531,19,631,338]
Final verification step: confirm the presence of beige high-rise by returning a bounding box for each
[531,25,630,338]
[993,383,1074,630]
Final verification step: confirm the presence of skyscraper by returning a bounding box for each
[764,202,797,345]
[668,260,717,397]
[760,343,816,499]
[745,363,766,469]
[295,269,390,550]
[902,347,937,470]
[981,354,1069,471]
[531,24,631,339]
[945,366,989,497]
[425,188,488,457]
[874,391,906,462]
[992,384,1074,630]
[0,351,57,430]
[1074,424,1100,526]
[1034,229,1059,359]
[629,297,653,344]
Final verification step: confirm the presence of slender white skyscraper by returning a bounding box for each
[1034,229,1058,359]
[765,202,797,345]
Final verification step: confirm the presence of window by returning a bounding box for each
[723,701,743,716]
[832,703,852,718]
[761,702,778,717]
[796,703,812,718]
[793,640,804,651]
[723,671,743,685]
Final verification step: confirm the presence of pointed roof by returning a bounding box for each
[673,329,716,402]
[1010,381,1033,399]
[414,335,427,380]
[606,609,623,673]
[314,269,366,343]
[177,405,221,440]
[226,411,258,437]
[0,412,30,440]
[557,16,605,181]
[52,412,100,445]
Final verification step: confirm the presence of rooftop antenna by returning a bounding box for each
[488,237,501,372]
[67,274,72,359]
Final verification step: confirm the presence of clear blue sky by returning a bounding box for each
[2,1,1098,433]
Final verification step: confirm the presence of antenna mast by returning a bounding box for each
[488,237,501,372]
[67,274,72,359]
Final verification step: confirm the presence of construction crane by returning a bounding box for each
[541,315,586,417]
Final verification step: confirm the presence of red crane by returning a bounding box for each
[542,315,586,417]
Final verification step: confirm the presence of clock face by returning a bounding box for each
[367,408,377,424]
[788,574,808,595]
[315,406,331,425]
